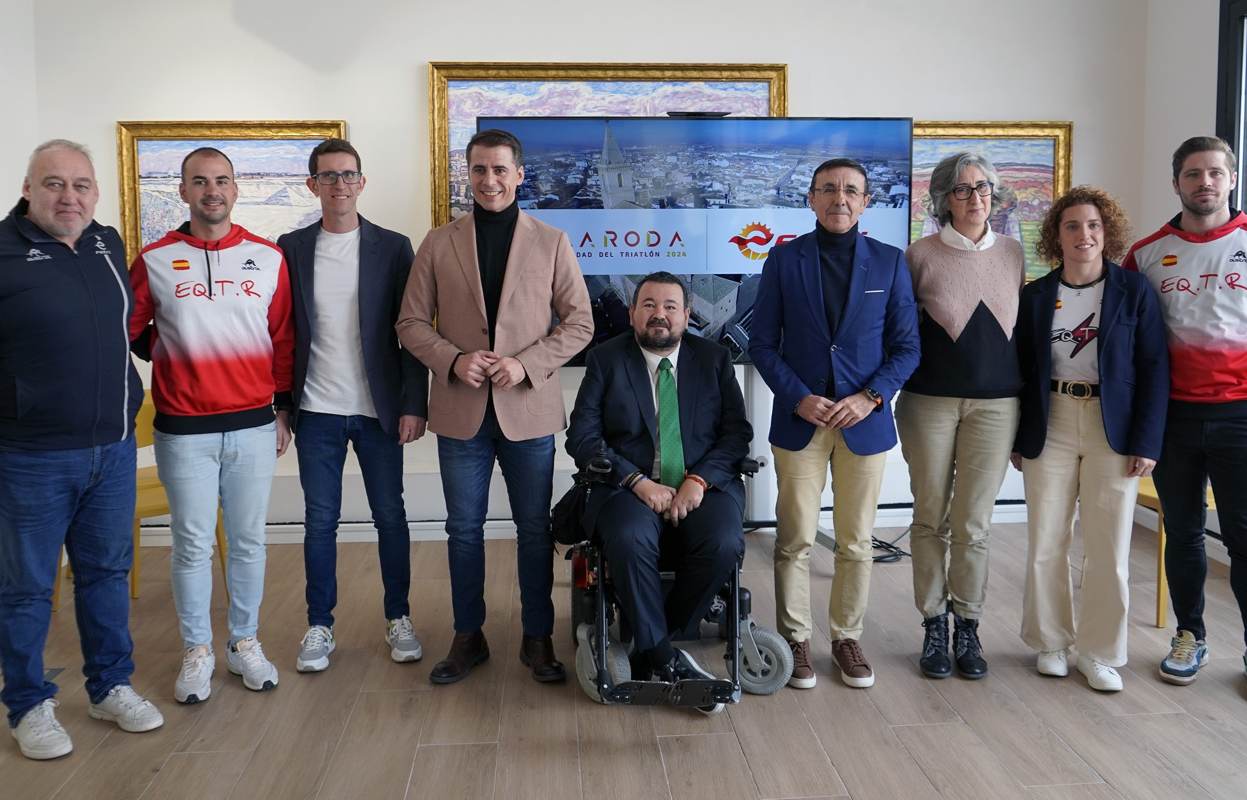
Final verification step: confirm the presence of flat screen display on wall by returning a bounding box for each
[476,116,913,362]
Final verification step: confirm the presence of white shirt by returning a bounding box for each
[939,221,998,252]
[640,341,680,479]
[1050,276,1104,383]
[301,227,378,418]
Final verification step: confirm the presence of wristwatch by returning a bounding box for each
[864,387,883,408]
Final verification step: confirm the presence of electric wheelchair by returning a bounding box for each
[563,456,793,707]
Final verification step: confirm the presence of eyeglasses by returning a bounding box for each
[950,181,994,200]
[811,185,863,198]
[312,170,363,185]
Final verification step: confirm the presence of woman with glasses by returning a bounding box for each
[897,152,1025,680]
[1013,186,1167,692]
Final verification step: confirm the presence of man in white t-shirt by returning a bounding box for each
[277,139,429,673]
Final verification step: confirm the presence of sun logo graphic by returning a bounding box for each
[729,222,775,261]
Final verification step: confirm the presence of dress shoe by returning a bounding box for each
[519,635,566,683]
[952,614,987,679]
[430,630,489,685]
[919,614,952,679]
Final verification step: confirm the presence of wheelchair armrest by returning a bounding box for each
[740,457,761,477]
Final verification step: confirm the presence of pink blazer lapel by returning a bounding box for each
[449,216,488,321]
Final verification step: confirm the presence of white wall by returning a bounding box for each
[1139,0,1222,230]
[20,0,1222,525]
[1,0,38,200]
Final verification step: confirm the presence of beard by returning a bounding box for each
[635,323,683,350]
[1179,189,1228,217]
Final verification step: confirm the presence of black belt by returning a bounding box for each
[1050,379,1100,398]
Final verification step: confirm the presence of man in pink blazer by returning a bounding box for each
[397,129,593,685]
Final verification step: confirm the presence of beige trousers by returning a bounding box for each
[895,391,1020,619]
[1019,393,1138,666]
[773,427,887,642]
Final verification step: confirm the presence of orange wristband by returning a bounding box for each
[685,474,709,491]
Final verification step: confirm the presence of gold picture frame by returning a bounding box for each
[116,120,347,261]
[428,62,788,228]
[913,121,1073,280]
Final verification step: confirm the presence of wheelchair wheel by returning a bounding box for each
[574,623,632,703]
[739,624,793,695]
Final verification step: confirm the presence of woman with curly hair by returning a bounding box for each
[899,152,1025,680]
[1012,186,1169,691]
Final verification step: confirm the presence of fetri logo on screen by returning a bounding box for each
[729,222,796,261]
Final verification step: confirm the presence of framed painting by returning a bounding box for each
[116,120,347,261]
[428,62,788,227]
[912,121,1072,280]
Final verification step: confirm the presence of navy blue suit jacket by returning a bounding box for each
[278,215,428,437]
[748,228,920,455]
[566,332,751,534]
[1014,261,1169,460]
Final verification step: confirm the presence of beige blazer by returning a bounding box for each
[396,211,593,441]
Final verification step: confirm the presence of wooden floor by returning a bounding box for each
[10,522,1247,800]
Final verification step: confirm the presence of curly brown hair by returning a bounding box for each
[1035,185,1133,265]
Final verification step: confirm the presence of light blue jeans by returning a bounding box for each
[154,422,276,649]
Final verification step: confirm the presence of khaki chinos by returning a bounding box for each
[773,427,886,642]
[895,390,1020,620]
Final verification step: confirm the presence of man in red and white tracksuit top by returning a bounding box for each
[1123,135,1247,685]
[129,147,294,704]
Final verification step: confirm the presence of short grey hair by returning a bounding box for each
[26,139,94,181]
[927,151,1000,226]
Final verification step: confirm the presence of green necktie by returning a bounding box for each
[657,357,685,488]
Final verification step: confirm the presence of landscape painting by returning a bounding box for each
[911,122,1072,281]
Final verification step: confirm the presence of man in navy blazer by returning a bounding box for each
[749,158,919,690]
[567,272,751,690]
[277,139,429,674]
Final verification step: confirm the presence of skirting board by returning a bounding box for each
[136,502,1232,570]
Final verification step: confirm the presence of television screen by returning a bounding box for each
[476,116,913,361]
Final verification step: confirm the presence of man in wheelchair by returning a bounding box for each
[566,271,752,702]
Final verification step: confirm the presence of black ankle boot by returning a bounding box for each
[919,615,952,678]
[953,614,988,679]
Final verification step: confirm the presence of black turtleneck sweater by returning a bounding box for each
[816,222,856,341]
[474,201,519,347]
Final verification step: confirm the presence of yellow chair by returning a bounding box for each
[1136,476,1216,629]
[52,393,228,611]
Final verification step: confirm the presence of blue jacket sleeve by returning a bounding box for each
[1127,278,1170,460]
[394,237,429,417]
[864,251,920,399]
[747,250,812,413]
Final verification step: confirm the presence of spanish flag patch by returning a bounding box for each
[1161,254,1178,267]
[172,259,190,271]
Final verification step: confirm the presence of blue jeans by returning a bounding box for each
[437,404,555,636]
[154,422,276,649]
[1154,414,1247,646]
[0,437,137,727]
[295,412,409,627]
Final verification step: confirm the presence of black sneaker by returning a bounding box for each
[953,614,987,679]
[657,649,724,715]
[919,615,952,679]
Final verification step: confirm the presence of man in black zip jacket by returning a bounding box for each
[0,140,163,761]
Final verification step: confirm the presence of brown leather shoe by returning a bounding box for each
[519,635,566,683]
[429,630,489,685]
[787,639,816,689]
[831,638,875,688]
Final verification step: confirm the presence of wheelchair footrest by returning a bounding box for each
[604,678,737,707]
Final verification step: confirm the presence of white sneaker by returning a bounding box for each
[1037,649,1069,677]
[175,644,215,704]
[1077,656,1123,692]
[227,637,278,691]
[11,699,72,760]
[296,625,335,672]
[88,685,164,732]
[386,616,423,663]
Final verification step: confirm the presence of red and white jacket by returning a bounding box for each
[130,223,294,433]
[1123,210,1247,408]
